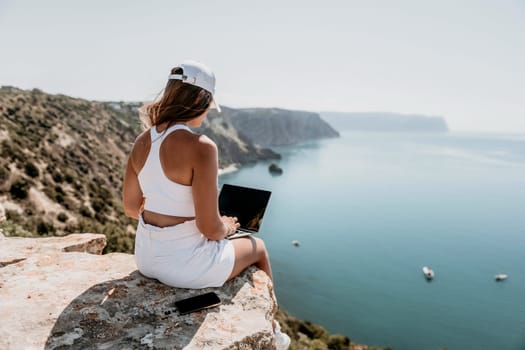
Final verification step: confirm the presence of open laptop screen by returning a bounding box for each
[218,184,272,233]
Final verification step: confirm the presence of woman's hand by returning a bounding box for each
[221,216,240,236]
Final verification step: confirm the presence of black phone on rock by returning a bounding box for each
[174,292,221,315]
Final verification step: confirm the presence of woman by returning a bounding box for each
[123,60,273,287]
[122,60,289,348]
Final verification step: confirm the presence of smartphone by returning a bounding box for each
[174,292,221,315]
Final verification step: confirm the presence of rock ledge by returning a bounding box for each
[0,233,277,349]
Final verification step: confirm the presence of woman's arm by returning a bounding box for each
[192,136,238,240]
[123,140,145,220]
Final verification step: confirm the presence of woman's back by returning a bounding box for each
[139,124,195,214]
[130,122,209,227]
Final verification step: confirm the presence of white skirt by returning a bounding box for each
[134,215,235,289]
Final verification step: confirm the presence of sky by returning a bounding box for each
[0,0,524,133]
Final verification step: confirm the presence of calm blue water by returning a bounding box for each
[219,131,525,350]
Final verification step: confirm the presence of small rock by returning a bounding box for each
[269,163,283,175]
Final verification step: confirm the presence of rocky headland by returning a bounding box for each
[227,108,340,147]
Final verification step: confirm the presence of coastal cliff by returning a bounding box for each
[227,108,340,147]
[0,232,277,349]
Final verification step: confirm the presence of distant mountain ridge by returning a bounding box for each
[322,112,449,132]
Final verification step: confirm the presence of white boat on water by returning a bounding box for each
[292,240,301,247]
[495,273,508,281]
[422,266,434,280]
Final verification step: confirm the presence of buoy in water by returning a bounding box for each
[422,266,434,280]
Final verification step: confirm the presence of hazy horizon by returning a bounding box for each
[1,0,524,133]
[4,84,523,136]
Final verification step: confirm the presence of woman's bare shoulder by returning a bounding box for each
[194,133,217,155]
[129,129,151,171]
[133,129,151,149]
[195,133,216,147]
[162,129,215,150]
[178,133,217,164]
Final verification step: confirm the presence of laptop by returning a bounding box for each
[218,184,272,239]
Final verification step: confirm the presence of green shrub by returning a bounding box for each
[94,211,107,224]
[55,192,65,204]
[36,220,55,235]
[52,171,63,183]
[55,185,65,195]
[0,166,9,184]
[24,161,40,178]
[309,339,328,350]
[297,321,329,343]
[57,212,68,222]
[79,206,92,218]
[327,334,350,350]
[91,198,106,212]
[103,224,134,254]
[74,181,84,193]
[5,209,22,221]
[1,140,14,159]
[10,179,29,199]
[63,169,76,183]
[0,220,34,237]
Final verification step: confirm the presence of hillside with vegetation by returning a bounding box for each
[0,87,278,252]
[0,87,138,252]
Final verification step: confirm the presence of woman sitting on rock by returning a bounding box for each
[122,60,289,349]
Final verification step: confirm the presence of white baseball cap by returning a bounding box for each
[168,60,221,112]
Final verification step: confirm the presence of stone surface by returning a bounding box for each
[0,233,277,350]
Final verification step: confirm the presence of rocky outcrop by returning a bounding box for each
[0,233,277,350]
[226,108,339,147]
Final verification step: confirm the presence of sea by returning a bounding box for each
[218,131,525,350]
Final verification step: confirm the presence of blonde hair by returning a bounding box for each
[140,67,212,129]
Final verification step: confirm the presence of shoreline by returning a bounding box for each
[218,163,239,176]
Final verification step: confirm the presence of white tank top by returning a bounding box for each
[138,124,196,217]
